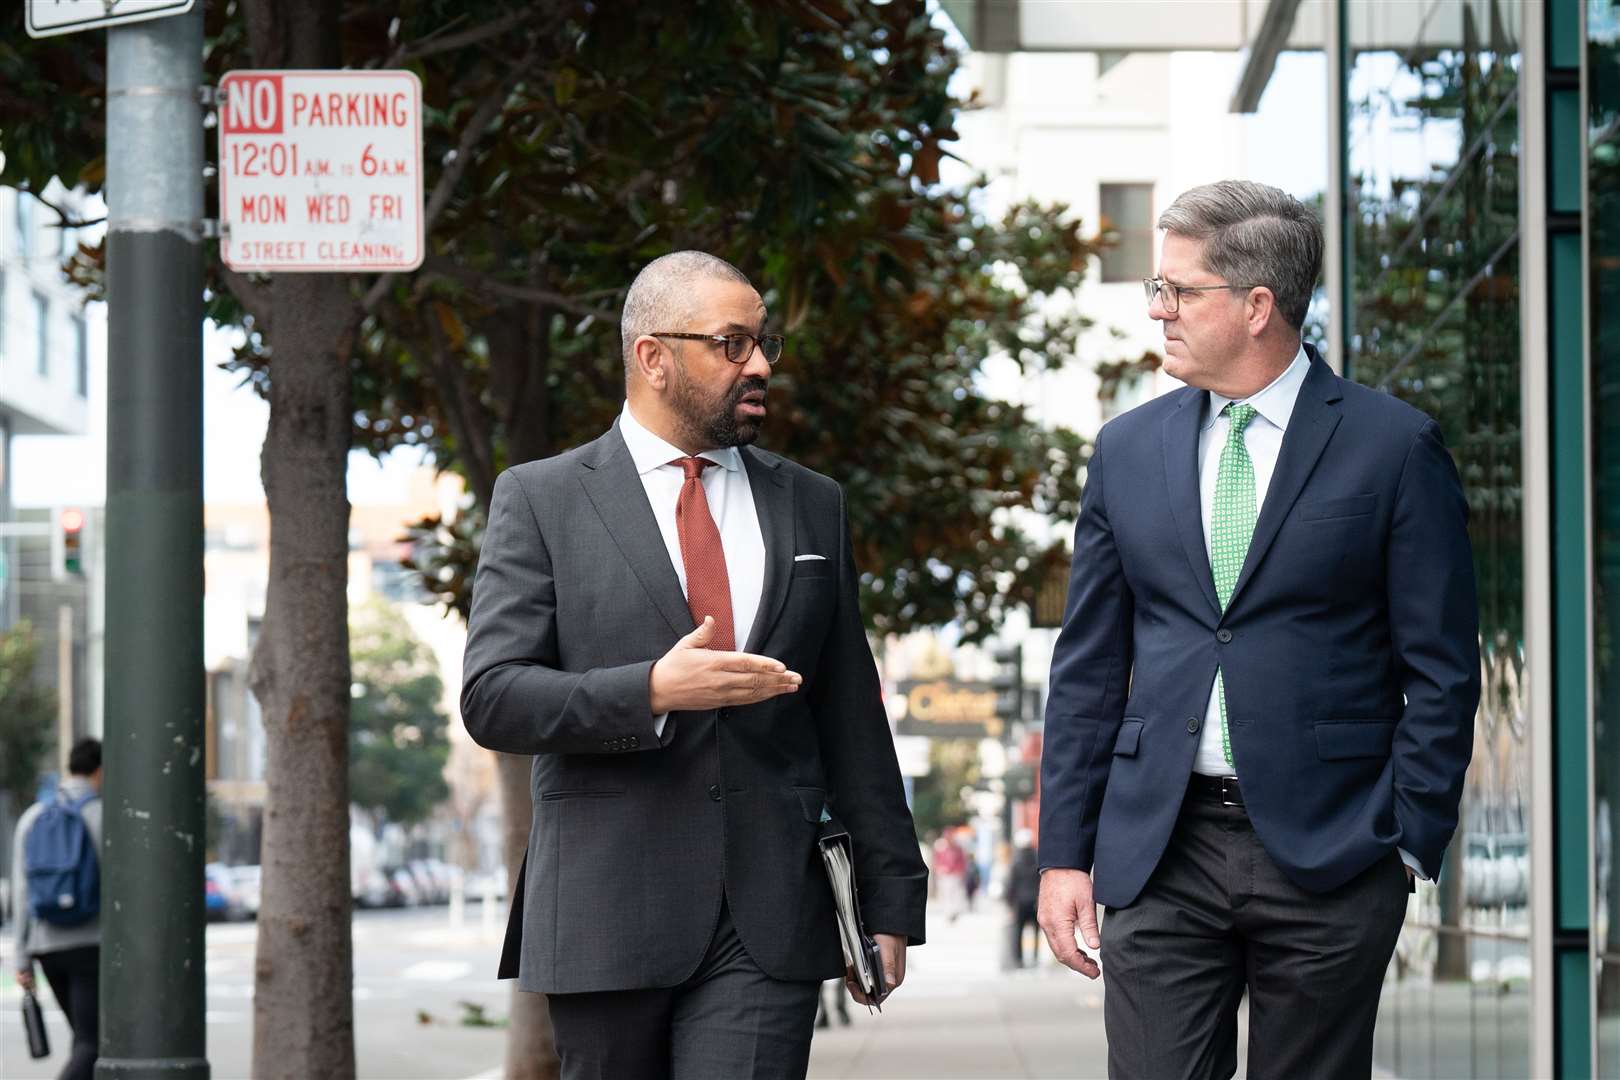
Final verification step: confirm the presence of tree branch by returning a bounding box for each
[422,316,498,508]
[419,257,619,322]
[220,267,274,330]
[384,10,531,67]
[30,191,105,231]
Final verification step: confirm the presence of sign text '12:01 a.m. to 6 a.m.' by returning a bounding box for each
[218,70,424,273]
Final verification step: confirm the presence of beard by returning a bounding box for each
[671,358,767,448]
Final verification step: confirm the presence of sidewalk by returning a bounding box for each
[808,903,1116,1080]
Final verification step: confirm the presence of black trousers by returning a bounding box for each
[1099,789,1408,1080]
[545,901,821,1080]
[1010,903,1039,966]
[37,945,99,1080]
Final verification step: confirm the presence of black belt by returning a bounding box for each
[1187,773,1244,806]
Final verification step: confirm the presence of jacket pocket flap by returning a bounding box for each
[793,785,828,823]
[1299,494,1377,521]
[1113,719,1144,757]
[1314,720,1395,760]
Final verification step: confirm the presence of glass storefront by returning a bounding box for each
[1344,2,1531,1075]
[1591,3,1620,1072]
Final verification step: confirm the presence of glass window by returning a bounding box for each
[33,292,48,377]
[1098,182,1154,283]
[1589,1,1620,1071]
[1345,2,1529,1075]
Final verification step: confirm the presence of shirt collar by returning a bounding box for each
[1203,345,1310,432]
[619,402,740,475]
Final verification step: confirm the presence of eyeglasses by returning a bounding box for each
[1142,277,1261,313]
[651,331,785,365]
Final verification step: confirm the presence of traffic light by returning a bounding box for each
[990,644,1023,725]
[61,508,85,576]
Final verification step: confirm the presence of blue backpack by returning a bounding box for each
[24,789,100,927]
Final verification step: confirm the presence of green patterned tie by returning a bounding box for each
[1211,403,1258,767]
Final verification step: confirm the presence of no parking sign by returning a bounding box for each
[218,70,424,273]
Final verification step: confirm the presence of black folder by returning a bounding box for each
[816,810,889,1010]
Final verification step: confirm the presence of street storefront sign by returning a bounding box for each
[218,70,423,273]
[26,0,195,38]
[896,680,1003,740]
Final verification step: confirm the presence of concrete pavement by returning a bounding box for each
[809,902,1118,1080]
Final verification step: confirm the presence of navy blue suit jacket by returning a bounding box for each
[1039,347,1480,906]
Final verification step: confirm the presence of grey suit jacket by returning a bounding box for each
[461,421,928,993]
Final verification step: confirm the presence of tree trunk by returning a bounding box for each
[498,752,558,1079]
[496,301,560,1079]
[249,275,358,1079]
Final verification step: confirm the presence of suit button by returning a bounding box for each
[1216,629,1233,643]
[708,784,722,802]
[1187,716,1201,734]
[627,736,639,748]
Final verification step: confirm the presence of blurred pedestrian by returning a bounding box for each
[12,738,103,1080]
[814,977,850,1029]
[932,833,967,922]
[1039,180,1479,1078]
[461,251,927,1079]
[1007,829,1040,967]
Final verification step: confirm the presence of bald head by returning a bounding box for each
[621,251,753,375]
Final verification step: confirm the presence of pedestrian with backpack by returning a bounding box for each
[12,738,103,1080]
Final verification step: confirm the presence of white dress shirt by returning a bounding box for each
[1193,346,1308,776]
[619,403,767,733]
[1190,349,1422,877]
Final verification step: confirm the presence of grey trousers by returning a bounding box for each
[546,900,822,1080]
[1099,790,1409,1080]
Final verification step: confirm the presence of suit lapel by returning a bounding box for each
[1225,354,1343,611]
[578,423,695,639]
[1162,391,1222,618]
[741,447,794,653]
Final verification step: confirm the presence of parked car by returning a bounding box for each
[410,859,457,904]
[228,865,261,919]
[353,866,392,909]
[384,865,421,907]
[204,862,245,921]
[433,860,465,901]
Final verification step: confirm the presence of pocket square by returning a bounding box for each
[794,554,827,562]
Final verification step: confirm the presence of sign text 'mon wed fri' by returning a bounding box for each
[219,70,424,273]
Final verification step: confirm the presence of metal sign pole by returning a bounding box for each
[99,7,209,1079]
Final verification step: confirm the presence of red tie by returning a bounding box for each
[670,457,736,651]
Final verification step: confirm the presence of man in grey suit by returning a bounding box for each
[461,251,927,1080]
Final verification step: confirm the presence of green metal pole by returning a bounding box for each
[98,8,209,1079]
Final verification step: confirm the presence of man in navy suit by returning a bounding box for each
[1037,180,1479,1079]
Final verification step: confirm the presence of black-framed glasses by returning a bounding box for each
[652,331,785,365]
[1142,277,1261,313]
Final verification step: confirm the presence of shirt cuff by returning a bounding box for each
[1397,847,1426,881]
[652,712,669,739]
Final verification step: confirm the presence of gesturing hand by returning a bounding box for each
[648,617,802,714]
[1038,868,1103,979]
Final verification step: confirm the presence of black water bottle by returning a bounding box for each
[22,989,50,1058]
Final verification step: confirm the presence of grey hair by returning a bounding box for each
[1157,180,1321,330]
[620,251,753,372]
